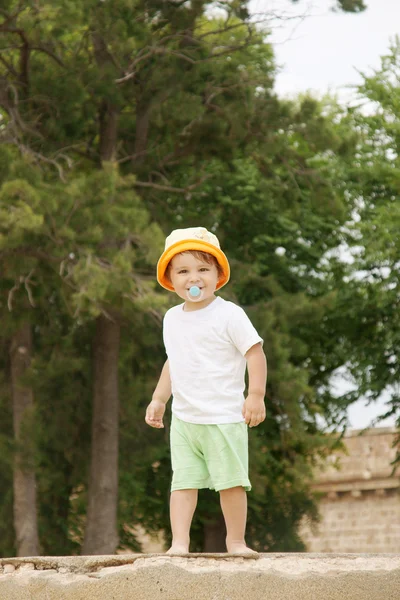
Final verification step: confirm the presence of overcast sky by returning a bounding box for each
[256,0,400,98]
[249,0,398,428]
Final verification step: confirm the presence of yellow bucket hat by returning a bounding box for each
[157,227,230,291]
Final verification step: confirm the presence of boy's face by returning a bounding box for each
[168,252,219,308]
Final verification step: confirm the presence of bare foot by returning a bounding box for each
[166,544,189,554]
[227,542,258,555]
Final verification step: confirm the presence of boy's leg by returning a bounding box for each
[167,488,198,553]
[219,486,256,554]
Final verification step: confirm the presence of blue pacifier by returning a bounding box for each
[188,285,202,300]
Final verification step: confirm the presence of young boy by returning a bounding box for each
[145,226,267,554]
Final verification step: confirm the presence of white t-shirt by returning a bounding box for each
[163,296,263,424]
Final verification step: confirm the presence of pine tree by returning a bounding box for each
[0,0,371,556]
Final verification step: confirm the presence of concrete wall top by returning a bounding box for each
[0,553,399,600]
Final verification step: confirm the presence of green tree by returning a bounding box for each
[0,0,167,555]
[143,87,361,550]
[293,0,366,12]
[327,40,400,453]
[0,0,370,557]
[0,149,49,556]
[0,0,278,554]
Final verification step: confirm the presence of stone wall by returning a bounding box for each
[301,427,400,553]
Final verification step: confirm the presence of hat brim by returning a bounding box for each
[157,239,230,291]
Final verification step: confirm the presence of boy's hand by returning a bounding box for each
[242,393,266,428]
[145,400,166,429]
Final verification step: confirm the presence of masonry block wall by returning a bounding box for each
[301,427,400,553]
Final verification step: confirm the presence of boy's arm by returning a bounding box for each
[145,359,171,429]
[243,343,267,428]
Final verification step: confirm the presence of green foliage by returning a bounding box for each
[327,40,400,455]
[335,0,366,12]
[0,0,374,558]
[292,0,367,12]
[33,324,92,555]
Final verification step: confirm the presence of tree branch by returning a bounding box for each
[7,269,36,311]
[0,54,18,77]
[131,174,209,194]
[0,130,69,181]
[0,25,66,68]
[116,32,256,85]
[0,4,25,29]
[30,45,66,68]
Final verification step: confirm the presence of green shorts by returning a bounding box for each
[170,414,251,492]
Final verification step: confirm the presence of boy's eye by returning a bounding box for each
[177,269,188,274]
[199,267,210,272]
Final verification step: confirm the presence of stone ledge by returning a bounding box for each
[314,479,400,495]
[0,553,399,600]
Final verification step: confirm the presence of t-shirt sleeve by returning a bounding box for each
[162,308,172,355]
[226,304,263,356]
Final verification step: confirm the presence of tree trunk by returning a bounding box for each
[82,314,120,555]
[133,99,151,165]
[99,100,118,162]
[203,515,226,552]
[83,30,121,554]
[10,323,40,557]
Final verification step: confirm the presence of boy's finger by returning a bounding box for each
[245,413,254,426]
[146,417,164,428]
[145,412,161,423]
[249,412,263,427]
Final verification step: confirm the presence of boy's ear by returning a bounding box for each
[164,264,171,283]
